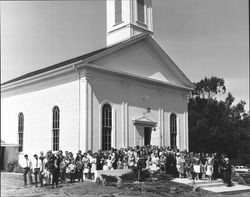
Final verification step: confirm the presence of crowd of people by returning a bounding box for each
[19,145,233,188]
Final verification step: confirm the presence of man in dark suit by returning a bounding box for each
[224,158,232,187]
[52,152,60,188]
[45,151,59,189]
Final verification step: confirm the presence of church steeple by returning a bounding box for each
[106,0,153,46]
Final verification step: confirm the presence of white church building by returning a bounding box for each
[1,0,194,161]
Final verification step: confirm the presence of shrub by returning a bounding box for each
[120,171,137,181]
[120,168,151,182]
[157,173,174,181]
[95,177,101,184]
[7,159,18,172]
[241,174,250,185]
[232,175,246,185]
[100,174,118,186]
[139,169,151,181]
[243,176,250,184]
[13,163,23,173]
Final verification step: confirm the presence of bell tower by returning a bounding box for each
[106,0,153,46]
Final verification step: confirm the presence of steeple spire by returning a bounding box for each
[106,0,153,46]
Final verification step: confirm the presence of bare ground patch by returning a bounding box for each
[0,172,220,197]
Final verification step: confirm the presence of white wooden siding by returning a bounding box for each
[1,80,79,157]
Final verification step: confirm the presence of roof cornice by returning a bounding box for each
[76,63,194,91]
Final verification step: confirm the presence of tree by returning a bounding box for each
[188,76,250,164]
[191,76,226,99]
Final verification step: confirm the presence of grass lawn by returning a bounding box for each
[0,172,219,197]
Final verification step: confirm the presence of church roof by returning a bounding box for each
[1,34,145,86]
[2,33,194,90]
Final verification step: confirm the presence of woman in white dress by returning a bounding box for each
[176,153,182,177]
[206,155,213,181]
[193,154,200,180]
[151,153,160,173]
[90,153,97,180]
[146,155,153,173]
[106,156,113,170]
[82,153,90,180]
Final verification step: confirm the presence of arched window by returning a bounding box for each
[170,113,177,149]
[18,113,24,152]
[52,106,60,151]
[102,103,112,150]
[115,0,122,24]
[137,0,145,23]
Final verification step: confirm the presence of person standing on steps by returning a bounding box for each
[224,158,233,187]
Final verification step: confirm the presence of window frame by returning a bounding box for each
[18,112,24,152]
[170,113,177,149]
[102,103,112,151]
[52,106,60,151]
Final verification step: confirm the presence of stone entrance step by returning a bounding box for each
[203,184,250,194]
[196,181,225,188]
[172,178,250,194]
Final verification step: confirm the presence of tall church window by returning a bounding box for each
[102,103,112,150]
[115,0,122,24]
[137,0,145,23]
[52,106,60,151]
[18,113,24,152]
[170,113,177,149]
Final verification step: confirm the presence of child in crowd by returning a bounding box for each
[60,158,67,183]
[159,154,166,173]
[185,154,193,180]
[103,161,109,170]
[68,160,76,183]
[117,158,123,169]
[128,153,135,169]
[200,162,206,180]
[123,155,128,169]
[76,160,84,182]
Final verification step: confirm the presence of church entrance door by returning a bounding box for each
[133,116,156,147]
[137,126,145,147]
[136,126,152,147]
[144,127,152,146]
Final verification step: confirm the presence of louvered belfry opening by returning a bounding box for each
[115,0,122,24]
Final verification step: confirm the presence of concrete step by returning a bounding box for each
[172,178,250,194]
[197,182,225,188]
[193,179,223,184]
[193,178,225,188]
[202,184,250,194]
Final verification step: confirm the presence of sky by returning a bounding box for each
[1,0,249,111]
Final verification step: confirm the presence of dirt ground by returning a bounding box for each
[1,172,250,197]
